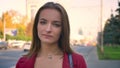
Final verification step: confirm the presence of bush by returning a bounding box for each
[6,34,32,41]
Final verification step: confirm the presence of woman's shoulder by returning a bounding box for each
[64,52,84,60]
[72,52,85,63]
[16,56,28,68]
[17,54,36,63]
[17,56,29,63]
[16,54,36,68]
[71,52,87,68]
[72,52,84,59]
[16,55,31,66]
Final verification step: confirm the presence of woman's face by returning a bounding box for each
[37,9,62,44]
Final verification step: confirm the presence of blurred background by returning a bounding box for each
[0,0,118,46]
[0,0,120,68]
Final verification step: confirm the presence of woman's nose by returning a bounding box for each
[46,24,52,33]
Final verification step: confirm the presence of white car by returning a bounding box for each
[0,41,8,50]
[23,42,31,51]
[11,41,25,48]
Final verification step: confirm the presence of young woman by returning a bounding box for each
[16,2,87,68]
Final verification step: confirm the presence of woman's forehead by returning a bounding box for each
[39,9,61,21]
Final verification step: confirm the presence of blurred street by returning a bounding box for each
[73,45,120,68]
[0,49,27,68]
[0,46,120,68]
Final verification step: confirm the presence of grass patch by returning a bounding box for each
[97,45,120,60]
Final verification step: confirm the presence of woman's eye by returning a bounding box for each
[53,23,61,27]
[39,21,46,25]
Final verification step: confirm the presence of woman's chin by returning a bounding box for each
[40,38,57,44]
[41,40,54,44]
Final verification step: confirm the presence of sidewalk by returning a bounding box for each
[86,47,120,68]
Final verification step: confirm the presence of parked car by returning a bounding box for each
[0,41,8,50]
[23,42,31,51]
[11,41,25,48]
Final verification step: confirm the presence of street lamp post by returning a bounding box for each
[100,0,104,53]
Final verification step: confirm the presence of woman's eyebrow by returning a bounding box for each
[53,20,62,23]
[39,18,47,21]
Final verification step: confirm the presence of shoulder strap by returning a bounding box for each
[68,54,73,68]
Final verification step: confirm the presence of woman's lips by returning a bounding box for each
[42,34,53,38]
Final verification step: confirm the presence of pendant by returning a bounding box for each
[48,55,52,59]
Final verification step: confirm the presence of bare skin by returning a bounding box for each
[34,48,63,68]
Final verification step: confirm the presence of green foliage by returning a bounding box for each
[103,18,119,44]
[6,34,32,41]
[0,31,3,38]
[0,35,3,38]
[97,45,120,60]
[17,27,25,36]
[103,2,120,45]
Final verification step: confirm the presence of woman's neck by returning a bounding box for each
[38,43,62,57]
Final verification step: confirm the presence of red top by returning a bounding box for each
[16,53,87,68]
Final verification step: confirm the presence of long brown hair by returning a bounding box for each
[27,2,73,57]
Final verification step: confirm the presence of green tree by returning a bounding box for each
[103,17,118,44]
[1,10,29,40]
[103,2,120,45]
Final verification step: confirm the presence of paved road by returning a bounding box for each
[0,49,26,68]
[73,46,120,68]
[0,46,120,68]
